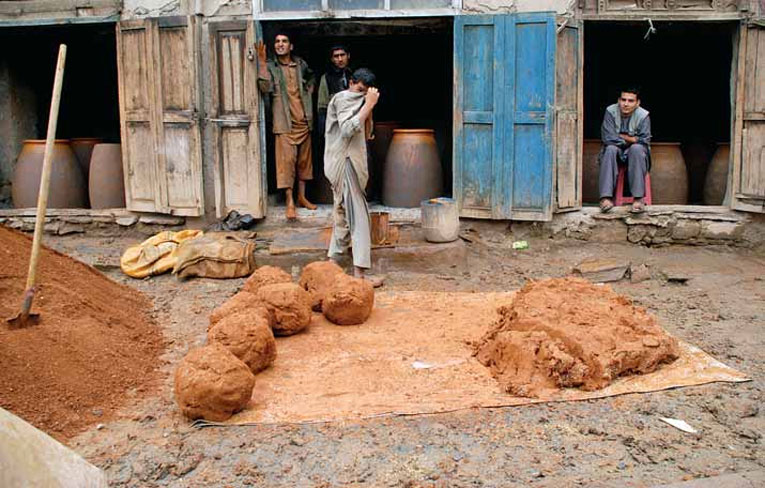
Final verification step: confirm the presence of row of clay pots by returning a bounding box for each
[12,139,125,209]
[582,140,729,205]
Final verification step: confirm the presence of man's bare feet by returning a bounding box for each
[354,266,384,288]
[297,194,317,210]
[286,204,297,220]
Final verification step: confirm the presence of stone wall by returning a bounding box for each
[462,0,573,14]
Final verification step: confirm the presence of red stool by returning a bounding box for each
[614,166,652,206]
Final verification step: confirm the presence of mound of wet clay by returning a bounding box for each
[208,290,271,330]
[299,261,345,311]
[255,283,312,336]
[0,226,163,440]
[322,275,375,325]
[208,312,276,374]
[474,277,680,398]
[174,343,255,421]
[241,265,292,294]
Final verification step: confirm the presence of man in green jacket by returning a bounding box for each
[257,32,316,220]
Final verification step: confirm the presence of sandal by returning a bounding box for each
[599,198,614,213]
[630,200,645,214]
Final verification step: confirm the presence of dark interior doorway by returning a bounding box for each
[260,17,453,205]
[0,23,120,209]
[584,21,736,204]
[0,23,120,142]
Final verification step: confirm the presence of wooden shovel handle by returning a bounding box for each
[25,44,67,291]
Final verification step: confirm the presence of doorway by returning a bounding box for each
[260,17,454,205]
[0,23,121,209]
[583,21,736,205]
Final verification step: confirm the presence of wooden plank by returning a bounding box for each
[245,20,265,218]
[116,20,160,213]
[733,24,765,212]
[554,23,580,211]
[730,23,746,210]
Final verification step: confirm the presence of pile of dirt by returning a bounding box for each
[322,275,375,325]
[299,261,345,311]
[474,277,679,398]
[208,312,276,374]
[0,226,164,440]
[241,265,291,294]
[256,283,312,336]
[174,343,255,421]
[209,290,271,329]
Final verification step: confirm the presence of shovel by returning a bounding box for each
[7,44,67,329]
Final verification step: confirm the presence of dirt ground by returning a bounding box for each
[40,229,765,487]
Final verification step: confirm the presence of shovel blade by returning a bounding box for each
[6,312,41,329]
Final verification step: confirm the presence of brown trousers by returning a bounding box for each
[275,133,313,190]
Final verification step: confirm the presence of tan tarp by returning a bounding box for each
[120,230,203,278]
[192,291,749,427]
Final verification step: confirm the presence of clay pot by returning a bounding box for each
[12,139,87,208]
[383,129,442,208]
[582,139,601,204]
[703,143,730,205]
[89,143,126,209]
[650,143,688,205]
[70,138,103,177]
[369,121,400,201]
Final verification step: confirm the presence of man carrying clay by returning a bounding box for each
[256,32,317,220]
[598,86,652,214]
[324,68,382,287]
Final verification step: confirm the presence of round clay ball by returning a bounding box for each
[255,283,312,336]
[242,265,292,294]
[174,343,255,421]
[299,261,345,311]
[322,275,375,325]
[208,312,276,374]
[209,290,272,330]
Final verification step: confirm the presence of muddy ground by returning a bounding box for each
[43,229,764,487]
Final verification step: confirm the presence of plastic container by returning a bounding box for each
[421,197,459,243]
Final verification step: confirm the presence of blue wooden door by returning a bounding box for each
[454,13,556,220]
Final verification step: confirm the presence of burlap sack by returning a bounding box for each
[173,233,256,279]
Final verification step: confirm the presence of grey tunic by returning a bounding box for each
[599,105,652,199]
[324,90,371,269]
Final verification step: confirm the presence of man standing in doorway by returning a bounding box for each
[317,45,352,133]
[324,68,382,286]
[256,32,317,220]
[598,87,651,214]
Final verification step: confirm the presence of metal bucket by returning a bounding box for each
[421,197,459,243]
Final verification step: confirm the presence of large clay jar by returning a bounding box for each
[12,139,87,208]
[704,143,730,205]
[383,129,442,208]
[582,139,601,204]
[89,143,126,209]
[681,140,714,204]
[369,121,400,201]
[650,142,688,205]
[70,137,103,176]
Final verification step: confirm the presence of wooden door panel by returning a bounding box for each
[210,21,265,218]
[117,20,160,212]
[124,123,158,210]
[153,17,203,216]
[554,22,581,211]
[732,24,765,212]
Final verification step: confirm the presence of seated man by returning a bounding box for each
[598,87,651,213]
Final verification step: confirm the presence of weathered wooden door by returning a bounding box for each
[116,17,204,216]
[209,21,265,218]
[453,13,556,220]
[117,19,162,213]
[731,23,765,213]
[554,20,582,212]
